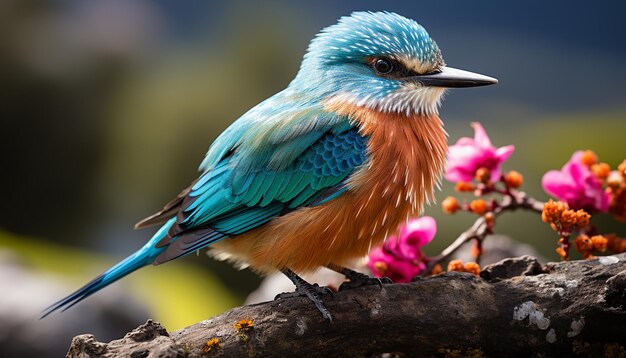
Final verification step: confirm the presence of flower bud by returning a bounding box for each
[560,210,578,227]
[574,209,590,227]
[441,196,460,214]
[607,170,623,189]
[475,167,491,184]
[469,199,489,215]
[542,199,568,224]
[591,163,611,180]
[618,160,626,178]
[606,234,626,253]
[580,150,598,167]
[574,234,593,254]
[591,235,608,252]
[455,181,474,192]
[504,170,523,188]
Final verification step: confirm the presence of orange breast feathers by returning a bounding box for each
[210,103,448,275]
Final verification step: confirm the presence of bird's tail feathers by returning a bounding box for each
[41,218,175,318]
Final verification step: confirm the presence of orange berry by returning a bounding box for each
[556,247,568,259]
[441,196,460,214]
[475,167,491,184]
[455,181,475,192]
[504,170,524,188]
[580,150,598,167]
[591,163,611,180]
[469,199,488,215]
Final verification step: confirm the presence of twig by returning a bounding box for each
[423,190,544,275]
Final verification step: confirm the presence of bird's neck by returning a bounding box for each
[324,100,448,215]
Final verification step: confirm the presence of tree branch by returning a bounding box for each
[67,254,626,357]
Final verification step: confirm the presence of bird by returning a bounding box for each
[43,11,497,321]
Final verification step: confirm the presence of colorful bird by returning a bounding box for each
[43,11,497,321]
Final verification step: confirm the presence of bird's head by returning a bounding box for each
[292,11,497,116]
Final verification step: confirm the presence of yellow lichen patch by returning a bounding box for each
[202,338,221,353]
[463,262,481,276]
[430,263,442,275]
[447,259,481,277]
[234,319,254,342]
[234,319,254,332]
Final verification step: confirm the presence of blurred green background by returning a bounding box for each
[1,0,625,351]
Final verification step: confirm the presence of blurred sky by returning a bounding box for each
[2,0,626,296]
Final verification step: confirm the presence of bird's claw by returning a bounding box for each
[275,283,333,322]
[339,272,392,291]
[274,283,333,300]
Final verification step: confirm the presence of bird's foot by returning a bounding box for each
[277,269,334,322]
[275,283,334,301]
[339,271,392,291]
[328,264,392,291]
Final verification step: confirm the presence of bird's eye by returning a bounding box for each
[373,58,394,74]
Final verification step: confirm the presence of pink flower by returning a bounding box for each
[445,122,515,183]
[367,216,436,283]
[542,151,610,212]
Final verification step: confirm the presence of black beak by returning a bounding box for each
[407,66,498,88]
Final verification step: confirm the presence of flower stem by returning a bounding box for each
[422,189,544,276]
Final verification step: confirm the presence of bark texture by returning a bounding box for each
[67,254,626,357]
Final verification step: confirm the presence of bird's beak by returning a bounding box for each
[407,66,498,88]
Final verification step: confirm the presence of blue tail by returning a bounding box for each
[41,218,175,318]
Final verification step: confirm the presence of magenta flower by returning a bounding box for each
[542,151,610,212]
[367,216,436,283]
[445,122,515,183]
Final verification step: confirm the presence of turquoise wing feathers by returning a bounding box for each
[181,127,368,230]
[149,92,369,263]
